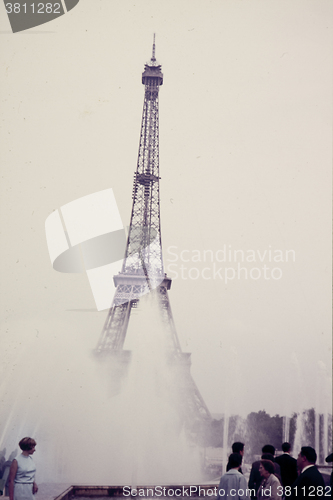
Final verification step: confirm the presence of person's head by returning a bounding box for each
[261,453,274,462]
[262,444,275,456]
[232,442,245,456]
[227,453,243,470]
[259,459,275,478]
[19,437,36,454]
[297,447,317,472]
[282,442,291,453]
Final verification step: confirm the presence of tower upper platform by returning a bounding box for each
[142,35,163,86]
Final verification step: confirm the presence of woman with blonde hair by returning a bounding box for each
[8,438,38,500]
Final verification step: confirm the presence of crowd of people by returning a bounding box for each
[217,441,332,500]
[3,436,333,500]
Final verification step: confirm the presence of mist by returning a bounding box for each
[0,293,204,485]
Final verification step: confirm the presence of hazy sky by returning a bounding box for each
[0,0,332,452]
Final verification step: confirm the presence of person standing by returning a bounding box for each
[248,445,281,498]
[275,443,298,489]
[8,438,38,500]
[227,442,245,473]
[290,446,325,500]
[257,460,281,500]
[218,453,250,500]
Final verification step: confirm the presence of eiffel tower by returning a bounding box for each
[95,36,211,434]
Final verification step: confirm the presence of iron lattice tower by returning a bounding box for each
[96,37,211,432]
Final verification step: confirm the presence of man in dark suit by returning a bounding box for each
[275,442,298,488]
[290,446,325,500]
[248,445,281,498]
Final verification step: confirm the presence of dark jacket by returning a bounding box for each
[275,453,298,487]
[290,465,325,500]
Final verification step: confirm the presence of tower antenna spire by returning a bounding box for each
[152,33,156,61]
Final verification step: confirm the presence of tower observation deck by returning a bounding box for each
[95,36,211,434]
